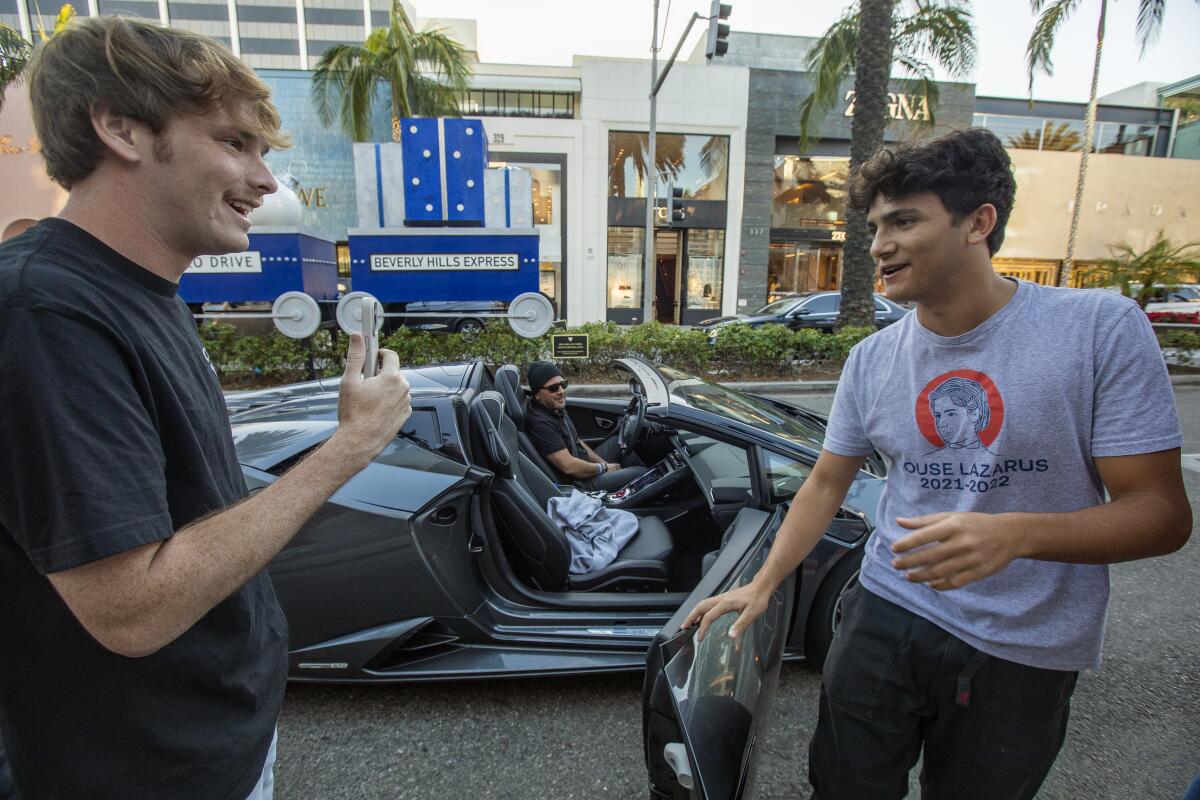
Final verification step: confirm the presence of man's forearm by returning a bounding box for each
[566,454,603,478]
[1009,491,1191,565]
[70,433,369,657]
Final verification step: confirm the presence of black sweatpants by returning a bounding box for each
[809,584,1078,800]
[583,436,647,491]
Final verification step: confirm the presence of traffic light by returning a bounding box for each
[705,1,731,59]
[667,185,686,225]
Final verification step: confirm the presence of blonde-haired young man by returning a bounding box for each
[0,17,411,798]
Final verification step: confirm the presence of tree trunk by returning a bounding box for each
[1059,0,1106,288]
[391,115,401,144]
[838,0,896,329]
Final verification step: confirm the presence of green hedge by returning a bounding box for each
[199,320,878,387]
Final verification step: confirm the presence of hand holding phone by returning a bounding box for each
[360,296,381,378]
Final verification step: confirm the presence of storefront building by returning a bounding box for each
[253,54,748,327]
[4,9,1199,320]
[713,32,975,310]
[971,95,1192,284]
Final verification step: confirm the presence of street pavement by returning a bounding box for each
[274,387,1200,799]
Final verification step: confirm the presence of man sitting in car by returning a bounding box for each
[525,361,647,491]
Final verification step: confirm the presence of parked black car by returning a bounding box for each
[226,358,885,799]
[697,291,908,338]
[387,300,507,334]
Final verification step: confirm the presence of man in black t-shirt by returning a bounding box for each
[0,18,411,799]
[525,361,646,491]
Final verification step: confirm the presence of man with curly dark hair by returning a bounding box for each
[687,127,1190,798]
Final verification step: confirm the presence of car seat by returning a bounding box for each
[469,391,672,592]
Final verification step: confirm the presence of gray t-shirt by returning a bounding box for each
[824,280,1182,671]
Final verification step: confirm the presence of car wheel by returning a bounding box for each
[455,318,484,334]
[804,547,863,672]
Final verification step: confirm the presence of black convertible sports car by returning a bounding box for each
[227,358,885,799]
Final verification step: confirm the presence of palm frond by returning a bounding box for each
[799,9,859,148]
[1135,0,1166,57]
[891,52,940,125]
[0,23,33,112]
[311,44,380,141]
[310,0,473,142]
[411,29,472,89]
[892,1,976,77]
[1025,0,1082,97]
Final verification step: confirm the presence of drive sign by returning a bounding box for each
[187,252,263,274]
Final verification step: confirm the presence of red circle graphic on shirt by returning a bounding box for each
[914,369,1005,449]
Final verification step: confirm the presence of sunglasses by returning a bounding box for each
[541,380,569,394]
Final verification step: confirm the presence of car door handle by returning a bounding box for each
[595,417,615,430]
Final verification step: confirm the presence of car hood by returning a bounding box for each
[224,377,339,415]
[696,314,746,328]
[232,418,340,471]
[697,313,785,329]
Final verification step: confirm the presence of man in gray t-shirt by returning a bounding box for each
[686,128,1191,799]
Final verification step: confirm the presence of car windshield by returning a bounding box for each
[656,365,826,450]
[1175,286,1200,300]
[754,297,805,315]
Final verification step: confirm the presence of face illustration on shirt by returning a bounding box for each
[931,395,983,449]
[917,373,1002,455]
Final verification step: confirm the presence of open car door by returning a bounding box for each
[642,506,795,800]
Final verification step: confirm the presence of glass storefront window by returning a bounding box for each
[772,157,848,230]
[539,261,560,311]
[607,132,729,200]
[1040,119,1085,151]
[768,242,841,299]
[607,227,645,309]
[464,90,575,119]
[488,160,560,228]
[977,114,1157,155]
[1095,122,1156,155]
[685,230,725,311]
[979,115,1047,149]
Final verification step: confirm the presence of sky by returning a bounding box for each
[420,0,1200,103]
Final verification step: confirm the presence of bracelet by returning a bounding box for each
[596,462,606,475]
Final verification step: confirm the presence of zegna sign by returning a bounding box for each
[843,90,932,122]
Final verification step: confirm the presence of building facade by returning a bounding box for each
[715,32,975,308]
[1,0,461,70]
[3,8,1199,323]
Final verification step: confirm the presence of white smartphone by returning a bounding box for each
[360,296,379,378]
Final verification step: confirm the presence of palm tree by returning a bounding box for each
[0,24,33,114]
[1026,0,1199,287]
[798,0,977,327]
[311,0,471,143]
[1084,232,1200,307]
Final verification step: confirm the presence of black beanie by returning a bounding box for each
[527,361,562,392]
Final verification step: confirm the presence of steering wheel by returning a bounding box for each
[617,394,646,453]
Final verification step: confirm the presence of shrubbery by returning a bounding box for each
[199,320,877,387]
[199,314,1198,388]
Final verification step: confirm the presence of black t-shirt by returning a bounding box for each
[525,401,588,470]
[0,219,287,799]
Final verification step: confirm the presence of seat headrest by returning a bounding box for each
[469,391,513,479]
[494,365,526,428]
